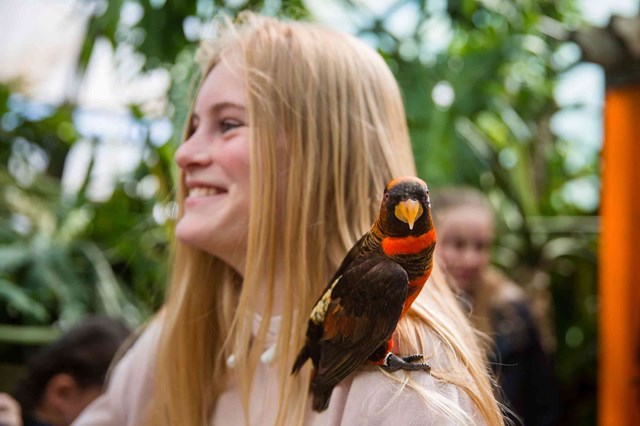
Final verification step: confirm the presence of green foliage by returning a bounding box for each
[0,166,146,327]
[0,85,175,331]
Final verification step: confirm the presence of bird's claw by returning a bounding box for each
[401,354,424,363]
[381,353,431,373]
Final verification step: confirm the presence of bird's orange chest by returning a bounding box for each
[380,229,436,256]
[380,229,436,315]
[402,269,431,315]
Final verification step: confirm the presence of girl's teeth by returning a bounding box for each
[190,187,219,197]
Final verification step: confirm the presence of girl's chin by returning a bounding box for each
[175,221,210,248]
[451,274,477,289]
[174,223,246,261]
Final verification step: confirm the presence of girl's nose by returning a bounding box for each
[461,247,488,269]
[175,133,212,169]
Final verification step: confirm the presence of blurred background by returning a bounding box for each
[1,0,638,424]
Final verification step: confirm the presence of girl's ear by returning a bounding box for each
[44,373,78,405]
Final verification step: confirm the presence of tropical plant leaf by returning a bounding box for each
[0,278,49,322]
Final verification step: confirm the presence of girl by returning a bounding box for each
[432,186,560,425]
[74,13,503,426]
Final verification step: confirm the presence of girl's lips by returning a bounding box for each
[453,269,480,285]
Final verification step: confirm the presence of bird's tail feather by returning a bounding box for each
[291,345,309,374]
[312,387,334,412]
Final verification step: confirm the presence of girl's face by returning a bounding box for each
[436,205,494,294]
[175,60,251,274]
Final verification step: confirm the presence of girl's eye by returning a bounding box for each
[220,119,242,133]
[187,116,199,139]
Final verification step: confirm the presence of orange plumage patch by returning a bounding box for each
[385,176,426,192]
[323,305,344,339]
[372,339,394,365]
[402,267,432,315]
[381,228,436,256]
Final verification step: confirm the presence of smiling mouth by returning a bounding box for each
[188,187,224,197]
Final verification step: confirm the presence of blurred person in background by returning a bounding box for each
[0,316,130,426]
[432,186,561,426]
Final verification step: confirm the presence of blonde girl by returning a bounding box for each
[74,13,503,426]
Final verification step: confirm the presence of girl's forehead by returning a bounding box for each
[439,207,495,231]
[443,204,492,218]
[193,60,247,111]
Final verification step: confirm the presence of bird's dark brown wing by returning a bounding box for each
[291,234,373,376]
[316,234,368,298]
[312,255,408,391]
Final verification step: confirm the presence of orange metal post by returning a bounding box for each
[599,82,640,426]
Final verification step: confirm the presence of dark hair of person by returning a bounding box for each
[13,316,131,413]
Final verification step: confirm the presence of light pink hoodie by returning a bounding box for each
[73,319,485,426]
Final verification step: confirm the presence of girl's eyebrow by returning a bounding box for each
[194,101,246,118]
[191,102,246,128]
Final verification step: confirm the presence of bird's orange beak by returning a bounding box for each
[394,199,423,230]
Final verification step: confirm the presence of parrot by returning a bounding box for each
[291,176,436,412]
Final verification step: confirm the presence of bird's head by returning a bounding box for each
[378,176,432,237]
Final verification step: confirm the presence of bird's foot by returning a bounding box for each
[381,353,431,373]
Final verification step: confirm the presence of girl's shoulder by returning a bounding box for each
[313,365,484,426]
[72,318,163,426]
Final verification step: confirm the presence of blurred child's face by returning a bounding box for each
[436,205,494,294]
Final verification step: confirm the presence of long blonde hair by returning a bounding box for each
[148,13,503,426]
